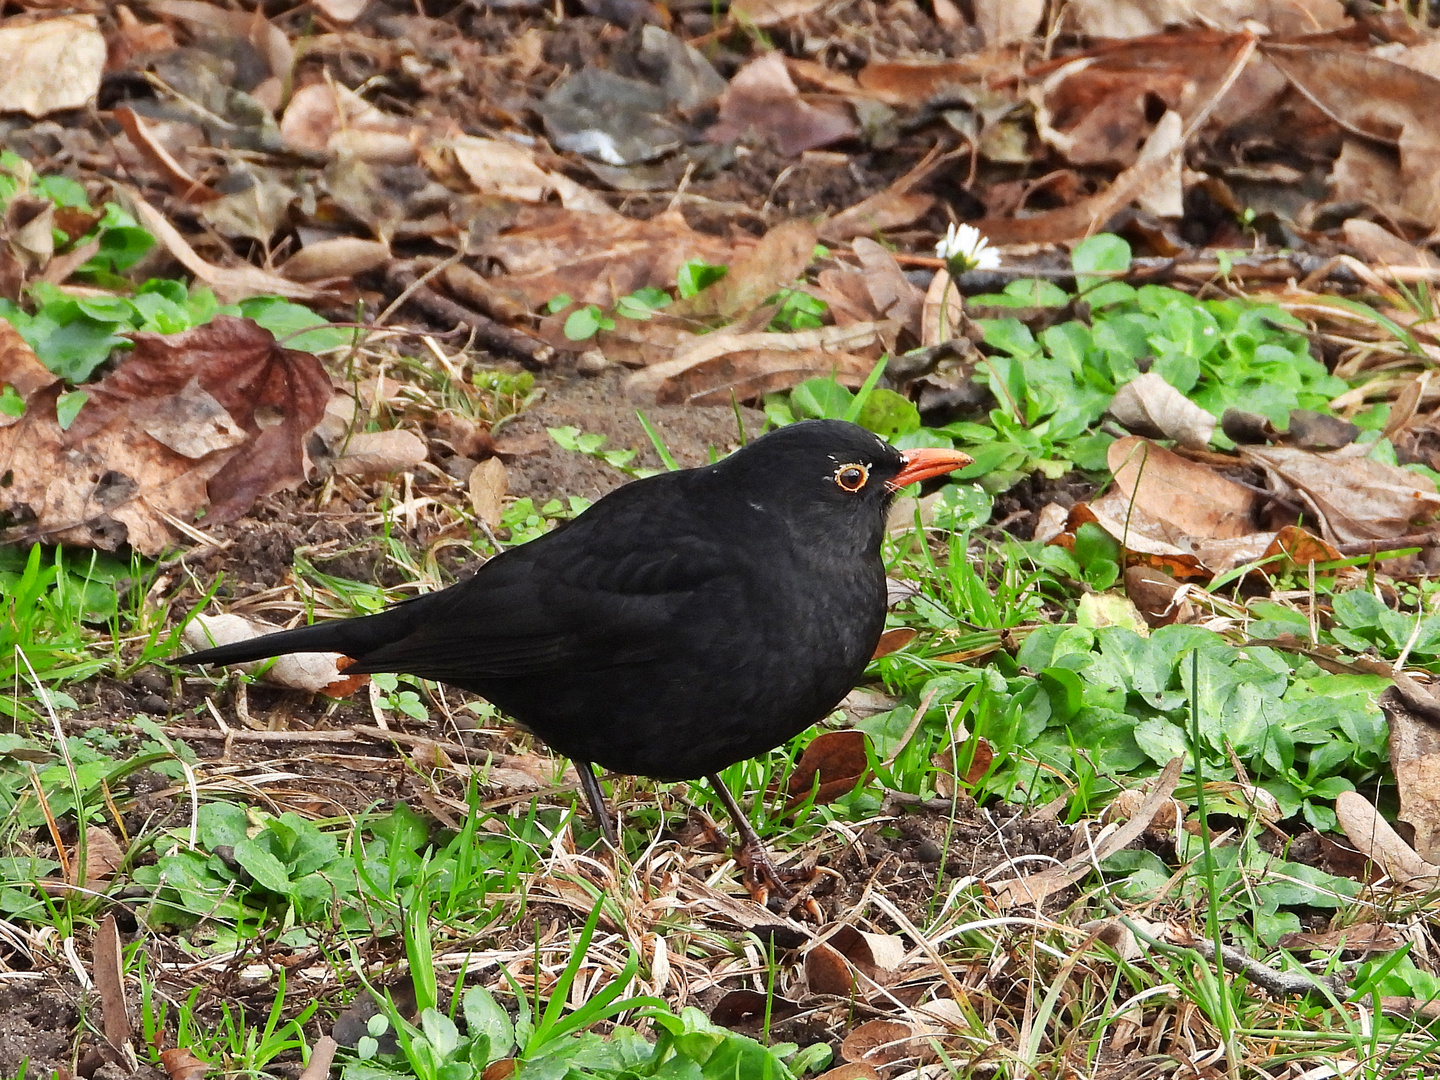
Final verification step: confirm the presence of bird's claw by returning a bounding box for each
[735,839,818,913]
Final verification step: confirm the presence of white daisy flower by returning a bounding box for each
[935,222,1001,273]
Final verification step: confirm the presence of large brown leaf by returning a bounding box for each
[0,316,331,554]
[73,316,332,521]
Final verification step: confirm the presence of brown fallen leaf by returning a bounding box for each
[280,237,391,283]
[72,315,333,522]
[803,941,856,996]
[481,207,745,310]
[71,826,125,891]
[1276,924,1406,956]
[159,1047,209,1080]
[1109,436,1259,541]
[184,614,368,696]
[852,239,923,339]
[1379,684,1440,865]
[113,106,220,203]
[1108,372,1216,449]
[975,0,1045,46]
[92,913,129,1053]
[626,322,890,404]
[976,34,1256,245]
[669,221,818,321]
[0,15,105,118]
[871,627,915,658]
[149,0,294,79]
[1240,444,1440,544]
[1335,788,1440,889]
[469,456,507,528]
[332,429,429,477]
[822,923,905,985]
[445,135,614,215]
[707,52,858,156]
[313,0,369,23]
[0,382,225,554]
[728,0,827,27]
[786,730,869,807]
[813,1065,882,1080]
[115,186,330,304]
[1265,43,1440,229]
[709,988,801,1027]
[920,267,965,347]
[1062,0,1346,36]
[839,1019,925,1068]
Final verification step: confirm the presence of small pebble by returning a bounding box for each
[442,455,478,481]
[138,693,169,715]
[132,668,168,694]
[577,349,610,375]
[916,838,943,863]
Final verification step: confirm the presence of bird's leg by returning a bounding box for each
[577,762,620,847]
[705,773,794,903]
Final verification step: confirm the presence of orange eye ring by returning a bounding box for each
[834,463,868,492]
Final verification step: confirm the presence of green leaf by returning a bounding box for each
[545,293,572,313]
[35,174,90,208]
[0,384,23,418]
[676,259,727,298]
[421,1007,461,1058]
[563,305,609,340]
[35,317,130,382]
[198,801,251,850]
[238,297,350,352]
[274,812,337,875]
[979,317,1040,359]
[855,387,919,438]
[232,835,296,895]
[55,390,87,430]
[1073,522,1120,568]
[371,802,430,855]
[463,985,516,1062]
[1072,233,1132,294]
[790,378,852,420]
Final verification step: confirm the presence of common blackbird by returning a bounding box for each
[181,419,971,894]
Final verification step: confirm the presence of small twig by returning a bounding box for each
[1189,935,1350,1002]
[384,262,555,369]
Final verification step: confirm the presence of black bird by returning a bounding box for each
[181,420,971,894]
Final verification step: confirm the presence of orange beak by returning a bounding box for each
[889,447,974,490]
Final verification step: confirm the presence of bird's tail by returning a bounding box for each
[181,605,416,668]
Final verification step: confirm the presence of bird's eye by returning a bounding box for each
[834,464,868,492]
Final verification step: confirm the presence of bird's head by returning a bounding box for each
[710,419,973,539]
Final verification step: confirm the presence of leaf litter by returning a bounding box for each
[11,0,1440,1075]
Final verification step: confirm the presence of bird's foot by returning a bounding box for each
[734,839,820,916]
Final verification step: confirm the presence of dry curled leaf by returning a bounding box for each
[1108,371,1215,449]
[840,1019,920,1067]
[626,322,890,404]
[787,730,870,806]
[332,429,428,477]
[1335,788,1440,889]
[73,315,333,523]
[159,1047,209,1080]
[469,456,508,528]
[184,614,367,696]
[0,15,105,118]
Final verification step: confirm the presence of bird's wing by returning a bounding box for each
[349,480,743,681]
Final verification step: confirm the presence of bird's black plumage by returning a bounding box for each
[182,419,970,886]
